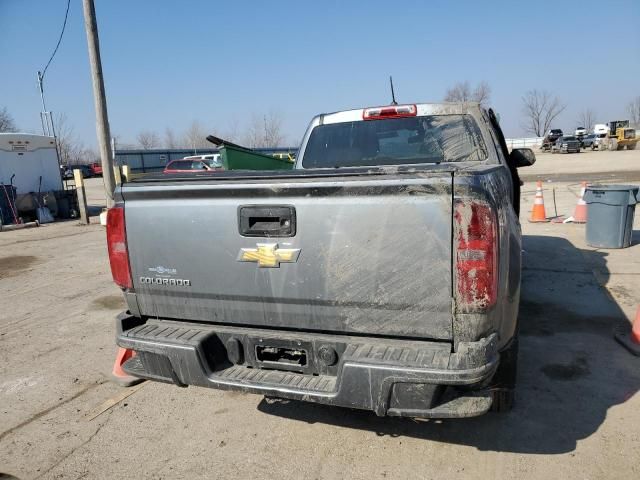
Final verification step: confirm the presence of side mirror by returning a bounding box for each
[510,148,536,168]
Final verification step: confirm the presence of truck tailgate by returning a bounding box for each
[122,173,453,340]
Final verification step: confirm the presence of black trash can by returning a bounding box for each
[584,184,639,248]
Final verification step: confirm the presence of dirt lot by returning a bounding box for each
[1,149,639,479]
[520,148,640,183]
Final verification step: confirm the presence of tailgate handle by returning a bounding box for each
[238,205,296,237]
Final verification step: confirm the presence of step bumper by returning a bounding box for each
[116,313,499,418]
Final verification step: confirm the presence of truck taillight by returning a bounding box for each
[454,201,498,311]
[106,206,132,289]
[363,104,417,120]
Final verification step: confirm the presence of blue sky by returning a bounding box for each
[1,0,639,148]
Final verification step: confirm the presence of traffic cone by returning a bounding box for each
[563,182,588,224]
[529,181,549,223]
[112,347,144,387]
[614,305,640,356]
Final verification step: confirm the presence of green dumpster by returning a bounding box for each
[219,144,294,171]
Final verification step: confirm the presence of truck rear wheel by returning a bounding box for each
[627,144,636,150]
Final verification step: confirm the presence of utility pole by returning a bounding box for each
[36,71,62,168]
[82,0,115,208]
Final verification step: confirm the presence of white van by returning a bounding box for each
[593,124,609,135]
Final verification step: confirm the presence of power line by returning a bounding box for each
[41,0,71,81]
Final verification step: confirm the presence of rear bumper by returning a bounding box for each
[116,313,500,418]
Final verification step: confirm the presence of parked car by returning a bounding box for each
[575,127,587,137]
[63,165,93,179]
[551,136,581,153]
[541,129,563,150]
[108,102,536,418]
[163,158,218,174]
[182,154,222,169]
[581,134,604,149]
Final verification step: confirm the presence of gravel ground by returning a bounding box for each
[519,148,640,182]
[1,148,639,479]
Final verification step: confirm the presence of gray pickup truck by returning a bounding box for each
[108,102,535,418]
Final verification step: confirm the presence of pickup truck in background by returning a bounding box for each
[107,102,535,418]
[90,162,103,176]
[541,128,563,151]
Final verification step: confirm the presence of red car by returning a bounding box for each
[90,162,103,176]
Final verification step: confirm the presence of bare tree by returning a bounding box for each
[521,90,566,137]
[136,130,160,149]
[53,113,97,165]
[242,115,265,148]
[263,111,284,148]
[628,97,640,126]
[444,81,471,102]
[164,127,179,149]
[183,120,210,150]
[577,108,596,131]
[111,134,137,150]
[74,147,99,165]
[473,81,491,106]
[0,106,18,132]
[222,118,241,143]
[444,81,491,105]
[242,112,285,148]
[55,113,78,164]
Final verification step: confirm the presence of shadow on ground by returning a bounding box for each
[257,234,639,454]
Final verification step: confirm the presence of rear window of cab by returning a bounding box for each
[302,114,487,168]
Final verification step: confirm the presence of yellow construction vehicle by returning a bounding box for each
[607,120,638,150]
